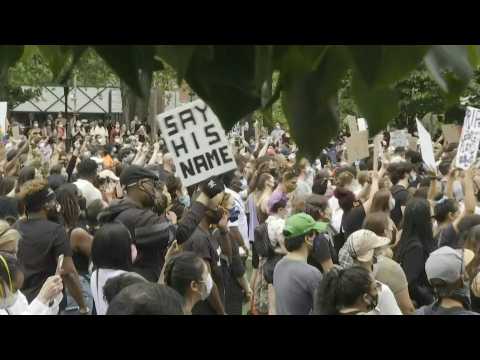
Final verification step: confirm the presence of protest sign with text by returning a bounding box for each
[456,106,480,170]
[345,131,369,164]
[390,130,408,148]
[442,124,462,145]
[157,99,237,187]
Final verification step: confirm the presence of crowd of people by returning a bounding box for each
[1,113,479,316]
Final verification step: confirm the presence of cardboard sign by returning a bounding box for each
[357,118,368,132]
[390,130,408,148]
[0,102,6,136]
[346,115,358,134]
[416,119,436,172]
[408,134,418,151]
[442,124,462,145]
[156,99,237,187]
[456,107,480,170]
[345,131,369,164]
[373,134,383,172]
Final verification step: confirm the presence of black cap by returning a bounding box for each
[199,176,225,199]
[120,165,159,187]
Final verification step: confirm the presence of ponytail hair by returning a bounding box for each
[164,252,204,297]
[314,266,372,315]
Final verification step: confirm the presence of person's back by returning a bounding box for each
[416,303,479,315]
[273,256,322,315]
[91,268,127,315]
[15,218,71,302]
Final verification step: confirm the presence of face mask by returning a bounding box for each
[389,197,396,211]
[179,194,190,208]
[365,292,379,312]
[410,173,417,182]
[0,286,18,310]
[200,273,213,301]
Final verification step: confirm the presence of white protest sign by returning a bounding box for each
[345,130,369,164]
[390,130,408,148]
[416,119,436,172]
[0,102,6,136]
[456,106,480,170]
[156,99,237,187]
[357,118,368,132]
[346,115,358,134]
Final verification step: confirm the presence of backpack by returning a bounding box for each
[253,223,275,259]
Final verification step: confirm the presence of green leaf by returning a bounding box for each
[155,45,196,84]
[467,45,480,68]
[36,46,71,80]
[262,73,282,110]
[280,46,328,87]
[0,46,24,76]
[94,46,160,97]
[351,70,400,136]
[424,45,473,105]
[185,46,261,130]
[281,46,349,157]
[255,45,274,89]
[348,45,430,89]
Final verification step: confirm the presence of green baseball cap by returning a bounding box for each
[283,213,327,239]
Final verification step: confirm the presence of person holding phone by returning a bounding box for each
[0,252,63,315]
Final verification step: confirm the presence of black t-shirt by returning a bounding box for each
[390,185,410,227]
[183,227,225,314]
[342,204,366,239]
[15,218,72,303]
[436,224,460,249]
[308,231,337,272]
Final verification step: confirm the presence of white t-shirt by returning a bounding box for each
[74,178,103,207]
[225,188,249,249]
[91,268,127,316]
[368,282,402,315]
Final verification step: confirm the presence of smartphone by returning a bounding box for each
[56,254,64,276]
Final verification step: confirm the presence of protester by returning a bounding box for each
[273,213,323,315]
[74,158,102,207]
[314,266,380,315]
[0,252,64,315]
[90,222,135,315]
[163,251,212,315]
[416,247,477,315]
[394,198,436,307]
[15,179,88,313]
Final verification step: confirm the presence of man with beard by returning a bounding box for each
[99,166,226,283]
[14,179,88,314]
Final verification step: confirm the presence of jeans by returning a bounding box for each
[61,274,94,315]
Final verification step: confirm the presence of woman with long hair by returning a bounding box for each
[394,198,436,307]
[90,223,136,315]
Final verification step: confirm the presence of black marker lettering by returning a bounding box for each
[205,124,221,145]
[219,145,233,164]
[171,137,188,157]
[191,132,200,150]
[205,148,221,168]
[164,115,178,136]
[180,160,195,178]
[179,109,196,130]
[195,103,209,123]
[193,154,209,174]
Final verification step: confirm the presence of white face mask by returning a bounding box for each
[0,286,18,310]
[200,273,213,301]
[389,197,396,211]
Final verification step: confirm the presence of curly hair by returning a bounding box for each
[18,179,48,200]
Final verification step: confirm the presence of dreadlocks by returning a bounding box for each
[56,184,80,229]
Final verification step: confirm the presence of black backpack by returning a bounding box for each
[253,223,275,259]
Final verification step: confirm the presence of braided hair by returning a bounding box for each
[56,184,80,229]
